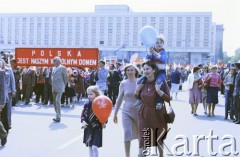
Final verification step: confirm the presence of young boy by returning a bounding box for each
[137,35,168,109]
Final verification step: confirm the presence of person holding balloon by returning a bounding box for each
[113,64,140,157]
[81,85,112,157]
[138,28,168,110]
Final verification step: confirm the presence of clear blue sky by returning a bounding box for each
[0,0,239,56]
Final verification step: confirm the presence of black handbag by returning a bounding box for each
[164,102,175,124]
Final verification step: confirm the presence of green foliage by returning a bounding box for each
[223,55,231,64]
[229,53,240,63]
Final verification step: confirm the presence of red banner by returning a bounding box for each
[15,48,99,68]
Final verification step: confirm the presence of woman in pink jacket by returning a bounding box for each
[204,66,222,117]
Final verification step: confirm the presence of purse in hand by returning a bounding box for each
[164,102,175,124]
[204,78,211,90]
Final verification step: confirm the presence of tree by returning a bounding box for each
[230,53,240,63]
[223,55,231,64]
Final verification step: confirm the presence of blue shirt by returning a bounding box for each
[96,67,108,83]
[171,70,181,84]
[96,67,109,92]
[146,49,167,64]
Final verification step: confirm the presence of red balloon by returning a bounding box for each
[92,95,112,124]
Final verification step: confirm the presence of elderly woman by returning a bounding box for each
[204,66,222,117]
[113,64,140,157]
[187,67,203,116]
[135,61,170,157]
[0,59,16,129]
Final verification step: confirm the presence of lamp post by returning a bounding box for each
[114,43,125,56]
[182,39,191,64]
[167,51,170,64]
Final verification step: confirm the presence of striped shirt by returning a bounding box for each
[205,73,222,88]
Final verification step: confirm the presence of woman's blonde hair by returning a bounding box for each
[87,85,102,96]
[210,65,218,70]
[123,64,140,78]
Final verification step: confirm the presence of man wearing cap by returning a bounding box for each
[233,63,240,124]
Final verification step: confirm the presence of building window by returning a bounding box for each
[75,38,80,45]
[52,17,57,22]
[60,17,65,22]
[22,18,27,22]
[37,23,41,27]
[204,42,208,47]
[108,17,113,23]
[37,34,41,40]
[142,17,147,23]
[67,39,72,45]
[37,17,42,22]
[194,40,200,47]
[186,41,191,47]
[52,40,56,45]
[76,17,80,22]
[167,41,172,47]
[45,17,49,23]
[8,17,12,23]
[117,17,121,23]
[176,41,181,47]
[60,40,64,45]
[108,29,113,34]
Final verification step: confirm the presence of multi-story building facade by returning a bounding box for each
[0,5,223,65]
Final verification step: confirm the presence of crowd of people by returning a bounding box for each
[0,45,240,157]
[183,62,240,124]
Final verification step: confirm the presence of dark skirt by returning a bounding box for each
[66,87,76,97]
[138,105,168,148]
[83,126,102,147]
[206,87,219,104]
[233,95,240,114]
